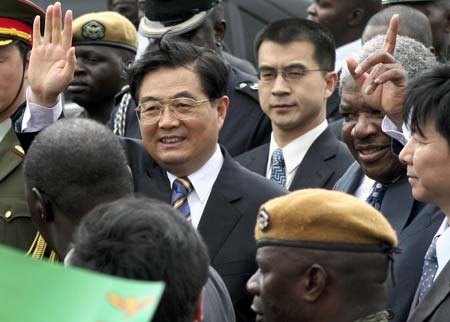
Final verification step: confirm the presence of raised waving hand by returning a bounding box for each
[346,15,408,128]
[29,2,76,107]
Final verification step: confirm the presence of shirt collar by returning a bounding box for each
[167,144,224,203]
[436,217,450,274]
[335,38,361,72]
[269,120,328,175]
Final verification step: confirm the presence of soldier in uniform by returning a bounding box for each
[247,189,399,322]
[111,0,270,157]
[0,0,45,254]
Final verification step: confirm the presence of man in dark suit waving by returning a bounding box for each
[236,18,353,191]
[18,4,287,322]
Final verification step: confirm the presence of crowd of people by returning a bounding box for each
[1,0,450,321]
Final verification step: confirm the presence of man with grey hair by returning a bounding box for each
[334,17,444,322]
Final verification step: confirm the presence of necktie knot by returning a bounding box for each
[366,182,387,210]
[172,177,193,196]
[270,148,287,187]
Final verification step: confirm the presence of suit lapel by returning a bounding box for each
[408,260,450,322]
[198,152,243,262]
[237,144,269,176]
[290,129,338,190]
[381,175,414,232]
[0,128,24,182]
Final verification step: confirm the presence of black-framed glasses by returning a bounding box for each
[258,66,329,84]
[135,97,211,124]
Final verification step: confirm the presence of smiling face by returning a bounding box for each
[399,120,450,212]
[138,66,228,177]
[340,82,405,183]
[257,40,334,141]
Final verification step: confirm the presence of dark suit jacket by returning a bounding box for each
[407,258,450,322]
[235,127,354,191]
[121,139,288,322]
[334,162,444,322]
[205,266,236,322]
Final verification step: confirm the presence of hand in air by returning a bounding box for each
[29,2,76,107]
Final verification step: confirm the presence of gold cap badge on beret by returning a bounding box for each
[73,11,138,53]
[255,189,398,253]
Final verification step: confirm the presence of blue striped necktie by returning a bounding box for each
[270,148,287,187]
[171,177,193,223]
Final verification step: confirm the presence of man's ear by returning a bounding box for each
[30,187,54,225]
[325,71,338,99]
[216,95,229,131]
[301,264,328,303]
[193,287,205,322]
[348,8,365,27]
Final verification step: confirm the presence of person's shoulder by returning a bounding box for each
[235,143,269,164]
[224,154,287,197]
[229,66,260,103]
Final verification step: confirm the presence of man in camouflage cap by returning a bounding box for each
[0,0,44,253]
[247,189,398,322]
[67,11,137,125]
[382,0,450,62]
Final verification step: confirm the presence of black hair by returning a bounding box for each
[254,18,336,71]
[363,5,433,47]
[70,196,210,322]
[23,118,133,219]
[128,38,229,103]
[405,64,450,147]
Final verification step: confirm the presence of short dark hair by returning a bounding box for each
[70,196,210,322]
[405,64,450,147]
[128,38,229,102]
[254,18,336,71]
[23,118,133,219]
[362,5,433,47]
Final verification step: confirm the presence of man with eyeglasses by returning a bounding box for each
[16,4,287,322]
[237,18,353,191]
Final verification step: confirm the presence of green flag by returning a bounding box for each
[0,245,164,322]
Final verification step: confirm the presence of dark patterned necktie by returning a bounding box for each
[270,148,287,187]
[417,235,439,303]
[366,182,387,210]
[171,177,193,223]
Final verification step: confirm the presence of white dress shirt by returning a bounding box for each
[354,174,375,201]
[433,217,450,280]
[22,87,62,132]
[167,146,224,229]
[335,39,361,72]
[266,120,328,189]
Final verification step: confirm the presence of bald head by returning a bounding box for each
[363,5,433,48]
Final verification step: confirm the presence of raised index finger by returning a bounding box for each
[383,14,399,55]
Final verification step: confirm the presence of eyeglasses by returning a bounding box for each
[135,97,212,124]
[258,66,329,84]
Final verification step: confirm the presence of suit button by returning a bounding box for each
[4,211,12,219]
